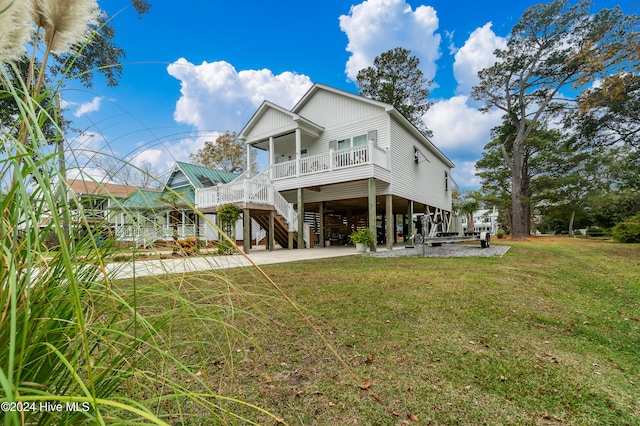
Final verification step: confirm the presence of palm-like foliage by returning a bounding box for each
[0,3,284,424]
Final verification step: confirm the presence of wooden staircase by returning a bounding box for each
[252,211,298,249]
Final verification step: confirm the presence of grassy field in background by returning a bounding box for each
[123,237,639,425]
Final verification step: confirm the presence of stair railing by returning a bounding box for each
[196,166,299,234]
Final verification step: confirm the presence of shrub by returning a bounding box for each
[496,229,506,239]
[349,228,375,246]
[173,237,199,256]
[217,204,241,254]
[0,10,281,423]
[611,215,640,243]
[586,226,606,237]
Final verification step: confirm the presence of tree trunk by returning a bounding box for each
[510,154,531,239]
[568,208,575,236]
[511,190,529,239]
[467,213,475,233]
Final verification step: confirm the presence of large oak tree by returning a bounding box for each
[472,0,640,238]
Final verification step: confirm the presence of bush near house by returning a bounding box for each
[611,215,640,243]
[348,228,375,246]
[217,204,242,255]
[586,226,607,237]
[173,237,199,256]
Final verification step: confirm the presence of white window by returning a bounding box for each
[337,138,350,150]
[353,134,367,146]
[338,134,368,150]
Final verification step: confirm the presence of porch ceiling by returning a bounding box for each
[250,124,322,151]
[300,195,431,216]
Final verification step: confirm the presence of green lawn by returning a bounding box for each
[124,237,639,425]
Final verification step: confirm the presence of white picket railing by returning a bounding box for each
[269,143,388,180]
[196,180,298,233]
[115,224,197,241]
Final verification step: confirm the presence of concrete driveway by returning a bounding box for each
[108,246,366,279]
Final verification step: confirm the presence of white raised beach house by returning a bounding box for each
[195,83,455,252]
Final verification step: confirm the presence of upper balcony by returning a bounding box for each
[268,142,390,190]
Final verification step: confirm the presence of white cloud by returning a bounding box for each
[69,131,103,155]
[74,97,103,117]
[66,167,109,182]
[453,23,507,95]
[167,58,313,132]
[444,30,457,55]
[452,161,482,190]
[424,95,502,158]
[129,148,163,168]
[339,0,441,81]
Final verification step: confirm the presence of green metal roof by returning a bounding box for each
[174,161,239,189]
[122,163,238,210]
[122,188,195,209]
[120,189,164,209]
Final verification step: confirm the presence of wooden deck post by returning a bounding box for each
[297,187,304,249]
[319,201,325,248]
[386,194,393,250]
[243,208,251,254]
[268,210,275,252]
[407,200,414,246]
[368,178,377,252]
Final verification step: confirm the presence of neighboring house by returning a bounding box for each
[117,161,263,246]
[459,207,500,235]
[67,178,157,229]
[195,83,455,251]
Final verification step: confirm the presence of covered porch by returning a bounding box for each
[247,132,390,191]
[281,178,451,252]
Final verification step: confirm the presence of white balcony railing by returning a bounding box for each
[269,142,388,181]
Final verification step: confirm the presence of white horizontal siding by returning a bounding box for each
[298,89,385,127]
[279,179,390,204]
[389,119,452,210]
[320,113,390,149]
[247,108,296,141]
[273,164,390,192]
[272,112,390,160]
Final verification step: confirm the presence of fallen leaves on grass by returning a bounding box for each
[360,379,372,390]
[540,412,563,422]
[401,414,420,424]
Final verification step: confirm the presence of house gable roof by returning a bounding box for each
[120,189,164,209]
[294,83,454,168]
[292,83,392,114]
[123,163,238,210]
[240,101,324,143]
[169,161,239,190]
[67,179,159,198]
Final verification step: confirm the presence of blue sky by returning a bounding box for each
[64,0,635,188]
